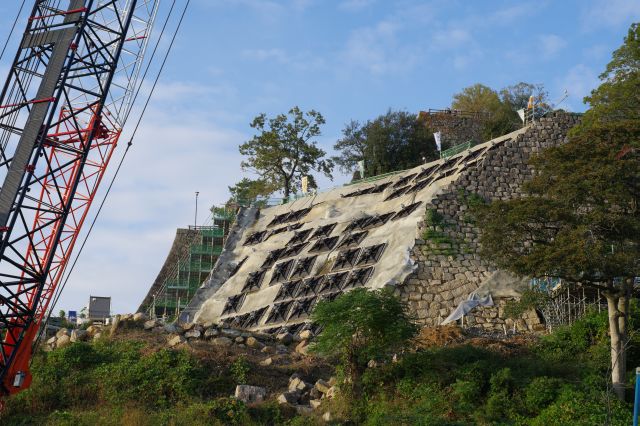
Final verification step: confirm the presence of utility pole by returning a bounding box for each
[194,191,199,228]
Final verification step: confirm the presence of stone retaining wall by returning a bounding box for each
[397,112,581,331]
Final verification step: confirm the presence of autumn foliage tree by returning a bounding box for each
[474,23,640,401]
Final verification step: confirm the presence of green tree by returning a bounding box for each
[58,310,65,319]
[239,107,333,200]
[451,83,514,139]
[227,177,275,203]
[474,24,640,401]
[332,120,366,175]
[332,110,437,177]
[452,82,551,140]
[310,288,417,395]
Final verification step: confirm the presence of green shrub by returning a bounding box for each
[529,387,632,426]
[311,288,417,394]
[523,377,564,414]
[231,354,250,385]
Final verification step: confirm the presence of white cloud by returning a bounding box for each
[339,0,376,12]
[340,20,420,76]
[241,48,326,71]
[242,48,289,63]
[581,0,640,29]
[538,34,567,59]
[56,87,248,315]
[557,64,600,111]
[432,27,471,50]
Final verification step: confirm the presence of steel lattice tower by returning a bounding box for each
[0,0,159,396]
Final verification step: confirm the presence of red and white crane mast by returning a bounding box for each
[0,0,160,397]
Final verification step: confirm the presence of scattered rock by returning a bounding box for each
[132,312,147,322]
[310,387,322,400]
[56,334,71,349]
[277,391,300,405]
[86,325,100,336]
[70,329,88,343]
[276,332,293,345]
[261,345,275,354]
[46,336,57,345]
[234,336,245,344]
[204,327,219,339]
[299,330,313,340]
[367,359,378,368]
[259,357,273,366]
[168,335,186,347]
[276,344,288,354]
[212,336,232,346]
[55,328,70,338]
[184,329,201,339]
[325,386,336,399]
[92,332,102,341]
[288,377,309,392]
[163,323,179,334]
[322,412,332,422]
[143,319,157,330]
[295,340,309,355]
[289,377,311,392]
[246,336,265,349]
[315,379,330,394]
[221,328,241,338]
[234,385,266,404]
[310,399,322,409]
[180,322,195,332]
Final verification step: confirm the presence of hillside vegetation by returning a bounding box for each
[2,304,637,425]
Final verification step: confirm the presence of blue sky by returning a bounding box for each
[0,0,639,314]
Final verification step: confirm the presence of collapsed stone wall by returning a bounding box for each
[181,112,580,335]
[396,112,581,332]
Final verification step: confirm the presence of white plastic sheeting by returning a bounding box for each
[441,292,494,325]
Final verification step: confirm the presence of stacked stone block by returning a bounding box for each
[397,112,581,331]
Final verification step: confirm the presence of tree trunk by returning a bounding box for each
[283,178,290,202]
[604,289,627,401]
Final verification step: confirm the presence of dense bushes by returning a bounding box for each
[0,339,276,426]
[318,307,637,425]
[1,303,637,425]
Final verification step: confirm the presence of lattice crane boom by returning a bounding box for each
[0,0,160,397]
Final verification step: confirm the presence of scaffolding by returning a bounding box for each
[148,205,237,319]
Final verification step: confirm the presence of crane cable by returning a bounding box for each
[35,0,192,348]
[0,0,27,63]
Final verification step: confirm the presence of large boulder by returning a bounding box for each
[212,336,232,346]
[70,329,88,343]
[289,377,310,392]
[143,319,158,330]
[277,391,300,405]
[56,334,71,349]
[184,329,201,339]
[203,327,219,339]
[234,385,266,404]
[246,336,265,349]
[132,312,147,322]
[314,379,331,394]
[86,325,101,336]
[276,332,293,345]
[167,335,186,347]
[221,328,241,338]
[55,328,70,338]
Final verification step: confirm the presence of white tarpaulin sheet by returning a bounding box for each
[442,292,494,325]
